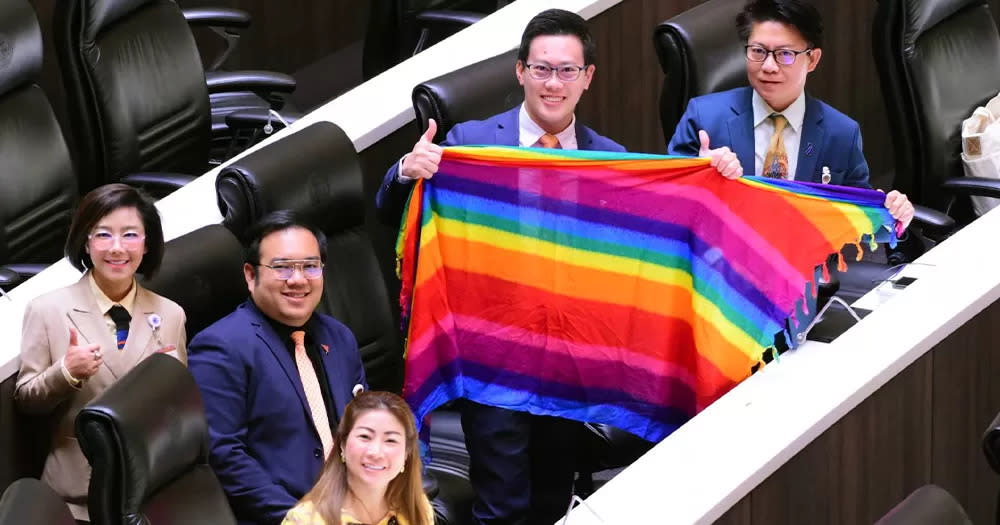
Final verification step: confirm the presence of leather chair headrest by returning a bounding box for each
[653,0,747,143]
[0,478,75,524]
[82,0,155,40]
[140,224,249,339]
[412,48,522,142]
[216,121,363,238]
[0,0,43,95]
[76,354,209,513]
[901,0,984,47]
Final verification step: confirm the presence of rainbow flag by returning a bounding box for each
[397,146,896,443]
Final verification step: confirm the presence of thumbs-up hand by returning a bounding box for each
[401,118,444,180]
[699,130,743,180]
[64,327,102,379]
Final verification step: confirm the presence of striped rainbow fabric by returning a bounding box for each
[397,146,897,443]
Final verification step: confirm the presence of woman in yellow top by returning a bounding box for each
[283,391,434,525]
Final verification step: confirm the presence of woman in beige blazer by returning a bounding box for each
[14,184,187,522]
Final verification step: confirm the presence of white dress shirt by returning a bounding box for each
[752,90,806,180]
[518,103,578,149]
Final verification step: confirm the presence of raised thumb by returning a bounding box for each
[422,118,438,143]
[698,129,711,155]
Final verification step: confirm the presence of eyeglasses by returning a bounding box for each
[88,231,145,250]
[523,63,588,82]
[744,45,813,66]
[258,259,324,280]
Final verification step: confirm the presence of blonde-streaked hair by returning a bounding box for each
[295,391,431,525]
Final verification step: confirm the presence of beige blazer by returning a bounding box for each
[14,275,187,521]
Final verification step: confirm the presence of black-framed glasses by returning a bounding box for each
[744,45,813,66]
[258,259,324,280]
[524,63,588,82]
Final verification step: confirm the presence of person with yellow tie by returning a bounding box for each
[667,0,914,229]
[188,210,367,525]
[376,9,629,525]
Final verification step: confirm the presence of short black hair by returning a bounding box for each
[243,210,328,268]
[517,9,596,66]
[736,0,823,49]
[65,183,164,278]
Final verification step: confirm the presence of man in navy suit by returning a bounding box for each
[667,0,914,227]
[377,9,638,525]
[188,210,366,525]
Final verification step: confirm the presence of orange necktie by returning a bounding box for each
[538,133,560,149]
[762,114,789,179]
[291,330,333,458]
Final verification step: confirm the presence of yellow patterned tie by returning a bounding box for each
[538,133,560,149]
[291,330,333,458]
[763,114,789,179]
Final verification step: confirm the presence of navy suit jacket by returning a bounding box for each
[667,87,871,189]
[376,105,627,223]
[188,300,366,525]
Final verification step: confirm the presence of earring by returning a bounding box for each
[400,464,405,474]
[340,450,345,463]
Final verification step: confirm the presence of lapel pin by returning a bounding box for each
[821,166,832,184]
[321,344,329,354]
[147,314,164,346]
[805,142,814,156]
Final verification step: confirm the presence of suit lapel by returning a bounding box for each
[247,303,314,427]
[728,90,756,175]
[496,106,521,146]
[575,121,594,150]
[314,322,348,421]
[117,286,156,372]
[64,277,121,379]
[796,96,825,183]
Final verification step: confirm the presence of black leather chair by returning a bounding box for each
[412,48,522,142]
[76,353,235,525]
[0,0,78,288]
[875,485,972,525]
[0,478,75,525]
[139,224,248,342]
[52,0,296,196]
[873,0,1000,225]
[653,0,746,145]
[215,121,472,524]
[984,410,1000,525]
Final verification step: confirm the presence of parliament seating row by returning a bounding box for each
[6,0,1000,522]
[0,0,295,289]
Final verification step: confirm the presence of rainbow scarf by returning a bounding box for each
[397,146,896,443]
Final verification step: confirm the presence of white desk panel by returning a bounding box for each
[563,206,1000,525]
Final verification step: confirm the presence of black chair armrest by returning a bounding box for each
[206,71,296,109]
[121,173,197,200]
[984,410,1000,475]
[414,10,487,27]
[182,7,250,29]
[911,204,956,236]
[941,176,1000,199]
[0,266,22,289]
[2,263,47,282]
[205,71,296,95]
